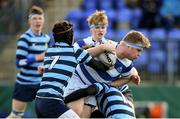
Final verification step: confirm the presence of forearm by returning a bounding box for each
[64,85,97,104]
[16,55,36,68]
[111,78,131,87]
[64,89,88,104]
[16,52,45,68]
[87,45,105,56]
[86,40,116,56]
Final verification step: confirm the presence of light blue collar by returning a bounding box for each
[26,29,42,37]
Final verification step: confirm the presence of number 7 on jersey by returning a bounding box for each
[48,56,60,70]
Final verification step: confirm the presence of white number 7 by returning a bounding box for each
[48,56,60,70]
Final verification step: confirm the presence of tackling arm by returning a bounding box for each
[86,58,109,71]
[64,85,98,104]
[16,52,45,68]
[111,78,131,87]
[87,41,116,57]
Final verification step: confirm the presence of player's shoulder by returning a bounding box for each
[73,45,86,53]
[117,58,132,67]
[19,29,32,40]
[74,36,92,47]
[82,36,94,44]
[83,36,92,41]
[44,33,50,39]
[17,34,29,43]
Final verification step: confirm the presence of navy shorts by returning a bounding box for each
[35,97,69,118]
[12,82,40,102]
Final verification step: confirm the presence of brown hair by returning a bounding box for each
[122,30,151,48]
[52,20,73,45]
[29,5,44,15]
[87,10,108,26]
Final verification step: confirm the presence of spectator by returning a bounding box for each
[160,0,180,29]
[0,0,17,34]
[138,0,163,29]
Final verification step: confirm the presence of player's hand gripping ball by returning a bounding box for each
[97,51,116,67]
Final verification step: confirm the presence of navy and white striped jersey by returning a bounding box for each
[94,83,135,119]
[16,29,50,84]
[74,36,133,92]
[36,42,92,100]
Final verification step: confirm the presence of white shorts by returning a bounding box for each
[63,73,97,107]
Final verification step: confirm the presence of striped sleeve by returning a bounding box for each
[16,37,29,68]
[16,37,29,59]
[74,47,92,64]
[16,37,32,68]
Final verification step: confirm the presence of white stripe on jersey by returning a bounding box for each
[76,65,92,85]
[106,67,122,77]
[84,65,112,84]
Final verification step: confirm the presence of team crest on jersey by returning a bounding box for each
[116,67,123,73]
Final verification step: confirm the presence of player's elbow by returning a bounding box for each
[16,59,21,68]
[16,59,28,68]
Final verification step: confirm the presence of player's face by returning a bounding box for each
[127,46,143,60]
[116,44,143,60]
[29,15,44,34]
[91,25,107,41]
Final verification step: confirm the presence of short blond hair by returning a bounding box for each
[87,10,108,26]
[122,30,151,48]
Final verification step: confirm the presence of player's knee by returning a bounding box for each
[67,100,84,116]
[67,104,83,116]
[71,107,83,116]
[80,105,94,118]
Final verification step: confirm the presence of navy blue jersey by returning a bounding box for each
[16,29,50,84]
[94,83,135,119]
[36,42,92,100]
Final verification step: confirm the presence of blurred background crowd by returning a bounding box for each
[0,0,180,118]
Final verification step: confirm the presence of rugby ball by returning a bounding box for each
[97,51,116,67]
